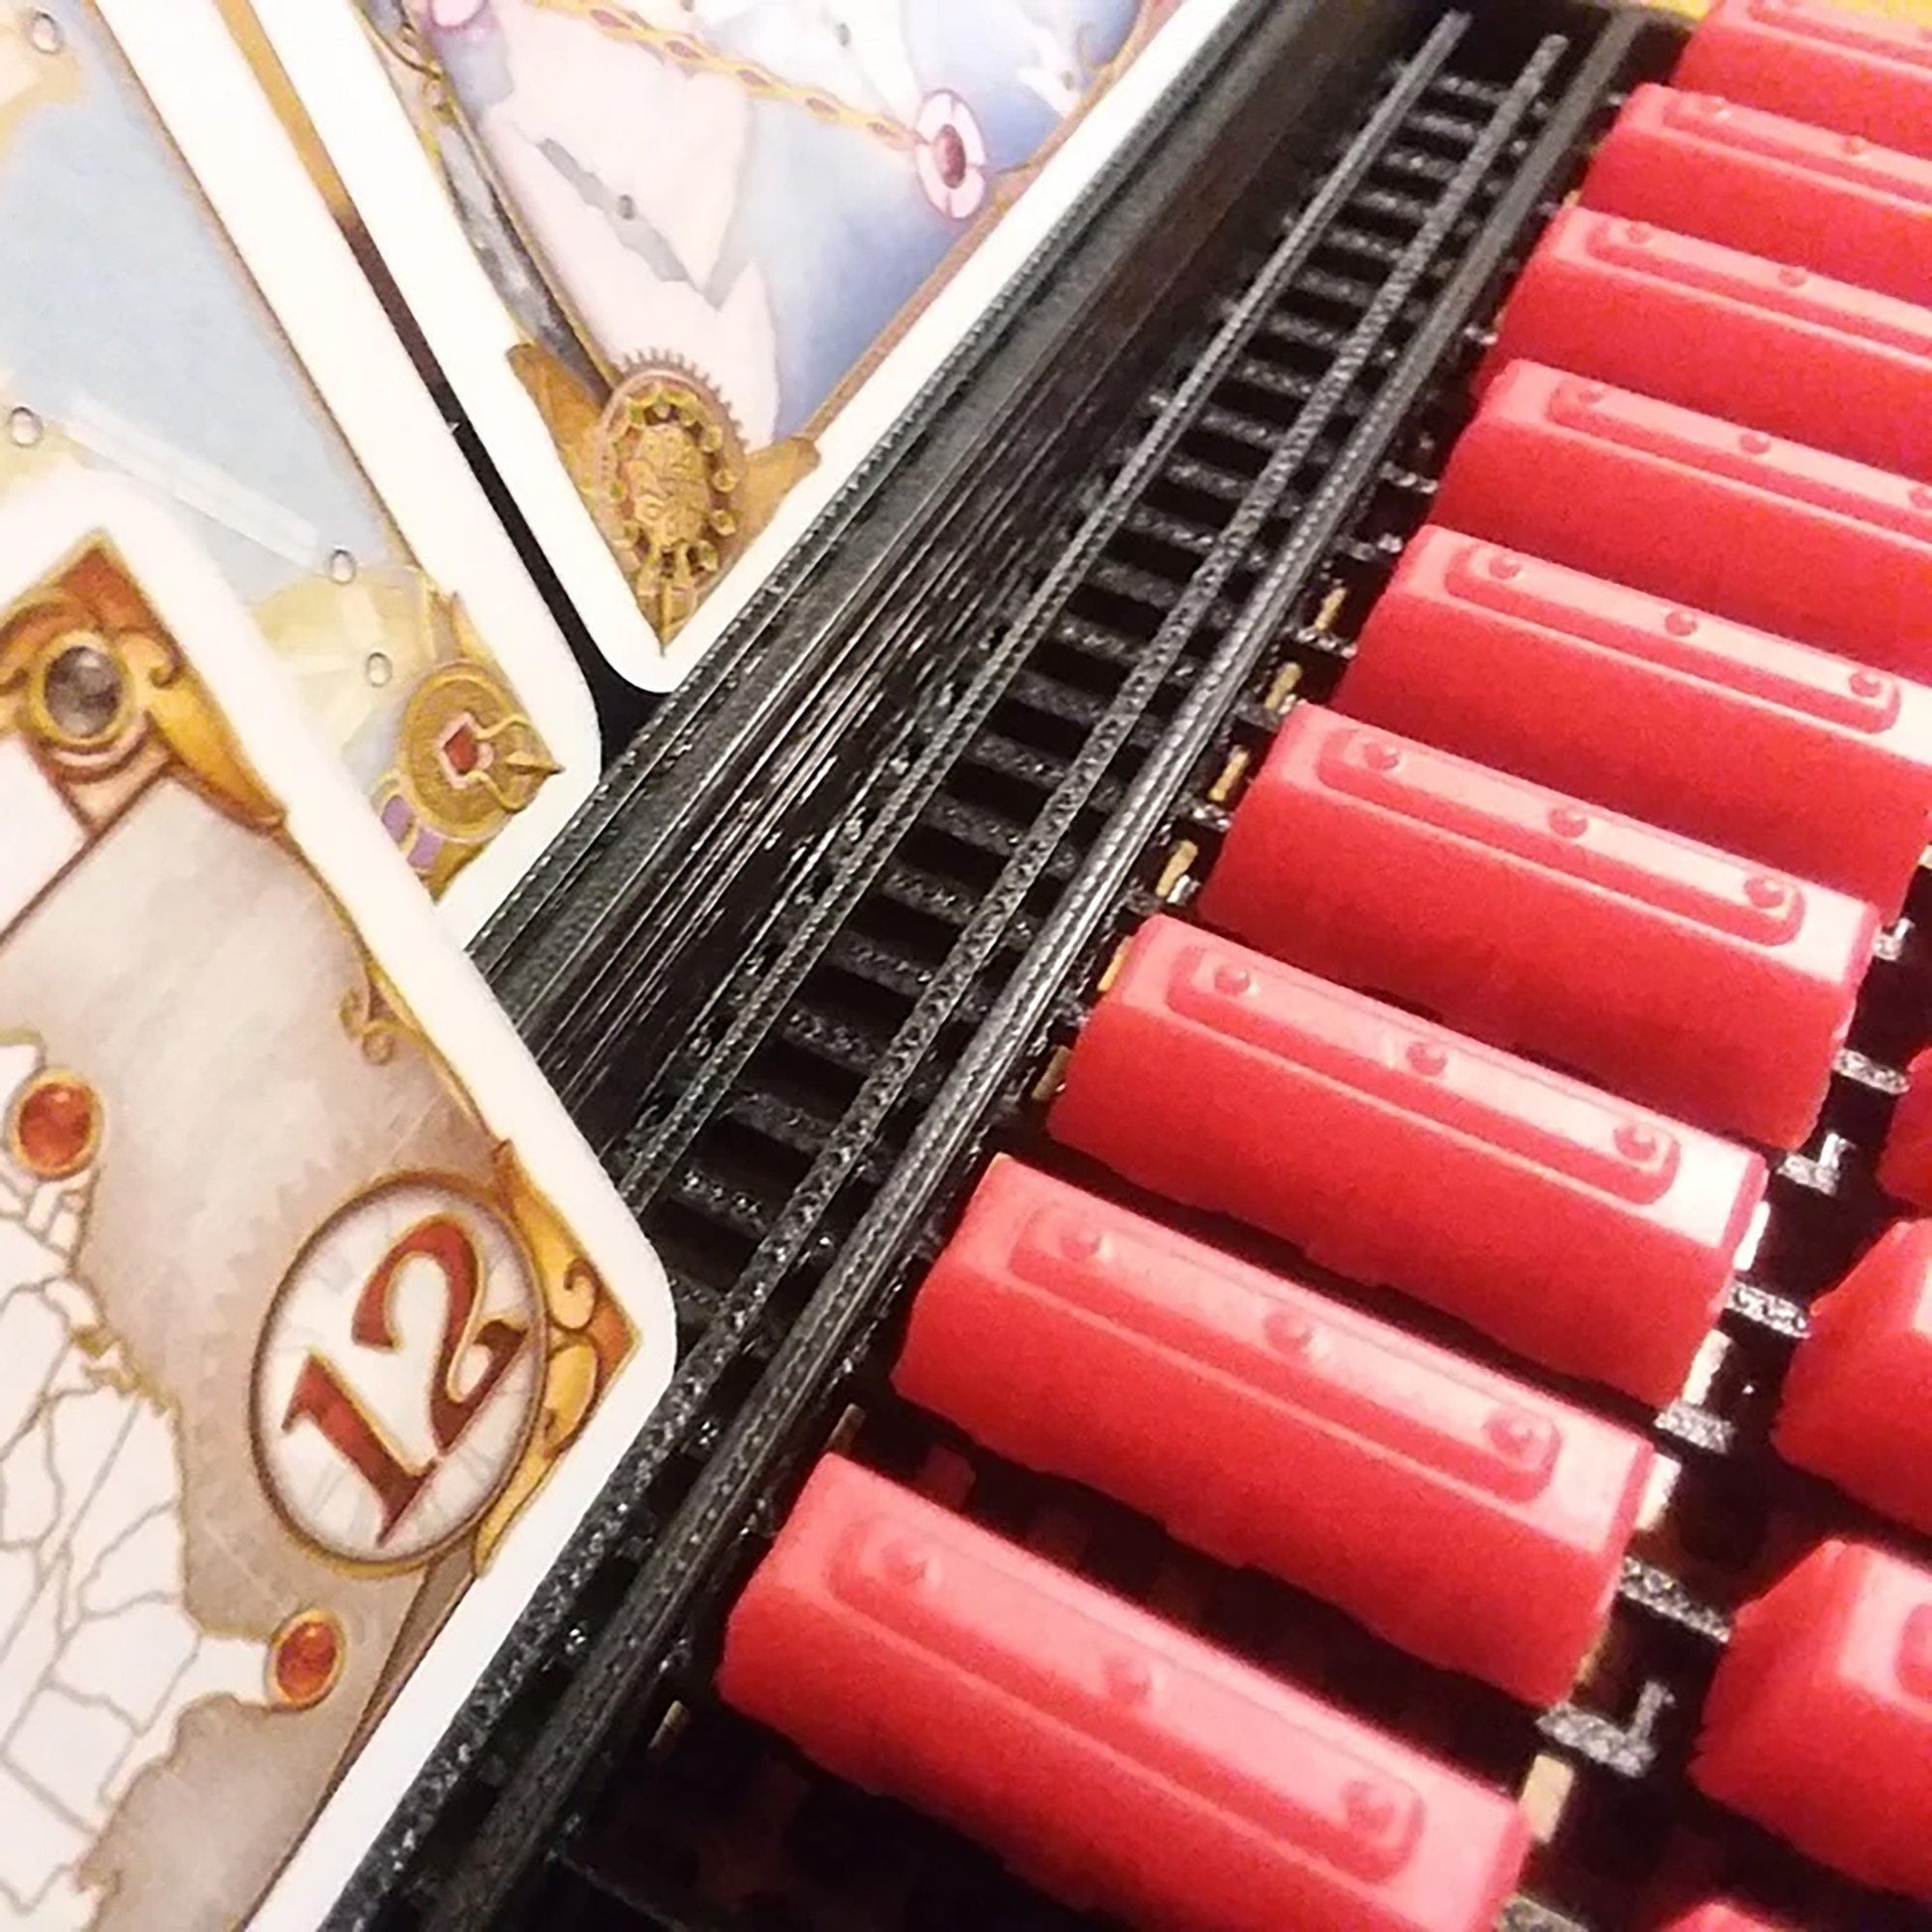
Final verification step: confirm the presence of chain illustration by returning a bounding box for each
[524,0,918,149]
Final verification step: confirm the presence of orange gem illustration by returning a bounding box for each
[9,1071,99,1178]
[269,1609,345,1711]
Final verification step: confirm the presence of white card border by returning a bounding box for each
[0,462,676,1932]
[243,0,1246,692]
[85,0,601,940]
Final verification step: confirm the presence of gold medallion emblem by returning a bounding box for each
[508,343,819,646]
[592,365,746,639]
[396,659,557,842]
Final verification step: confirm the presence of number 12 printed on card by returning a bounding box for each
[0,467,676,1930]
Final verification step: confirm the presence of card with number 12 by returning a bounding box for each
[0,463,677,1928]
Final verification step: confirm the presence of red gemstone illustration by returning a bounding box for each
[439,714,486,780]
[914,90,988,220]
[270,1609,345,1710]
[932,125,967,189]
[10,1073,99,1179]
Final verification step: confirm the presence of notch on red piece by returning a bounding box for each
[1196,705,1876,1149]
[1693,1539,1932,1901]
[1046,915,1765,1403]
[1431,360,1932,681]
[1775,1221,1932,1537]
[1478,207,1932,480]
[1583,84,1932,308]
[1877,1045,1932,1209]
[895,1158,1653,1706]
[1659,1905,1791,1932]
[718,1454,1533,1932]
[1676,0,1932,161]
[1338,526,1932,917]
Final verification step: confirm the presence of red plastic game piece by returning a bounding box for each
[895,1158,1654,1705]
[718,1454,1533,1932]
[1477,207,1932,479]
[1196,706,1876,1149]
[1584,84,1932,308]
[1431,361,1932,680]
[1046,915,1766,1402]
[1775,1221,1932,1536]
[1659,1905,1790,1932]
[1338,526,1932,916]
[1877,1045,1932,1209]
[1693,1538,1932,1900]
[1676,0,1932,160]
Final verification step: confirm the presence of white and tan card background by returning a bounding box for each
[4,0,603,938]
[0,465,675,1929]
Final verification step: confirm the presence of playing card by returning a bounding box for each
[243,0,1244,688]
[1,0,604,938]
[0,463,676,1928]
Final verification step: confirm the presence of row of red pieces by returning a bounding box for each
[720,1455,1932,1927]
[712,6,1932,1924]
[1052,917,1932,1540]
[719,1151,1932,1919]
[1317,512,1932,1201]
[1366,0,1932,1182]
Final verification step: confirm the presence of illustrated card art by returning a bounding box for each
[247,0,1243,685]
[0,466,676,1929]
[1,0,604,936]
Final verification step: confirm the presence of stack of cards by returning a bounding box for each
[0,468,678,1924]
[0,0,1233,1920]
[1,7,676,1922]
[1,0,610,941]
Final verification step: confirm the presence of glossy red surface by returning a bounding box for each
[1046,915,1765,1401]
[717,1454,1533,1932]
[1775,1220,1932,1536]
[1584,84,1932,308]
[1876,1044,1932,1209]
[1338,525,1932,916]
[1432,360,1932,680]
[895,1157,1653,1705]
[1693,1539,1932,1900]
[1676,0,1932,160]
[1196,705,1876,1147]
[1477,206,1932,478]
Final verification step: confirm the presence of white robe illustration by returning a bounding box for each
[434,0,787,443]
[0,1040,271,1930]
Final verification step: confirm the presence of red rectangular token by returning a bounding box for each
[1338,524,1932,916]
[1693,1539,1932,1900]
[1774,1220,1932,1537]
[895,1158,1653,1705]
[1660,1907,1792,1932]
[1046,915,1766,1403]
[1196,706,1876,1149]
[1583,84,1932,308]
[1676,0,1932,161]
[1879,1045,1932,1210]
[1477,206,1932,479]
[719,1455,1532,1932]
[1431,360,1932,680]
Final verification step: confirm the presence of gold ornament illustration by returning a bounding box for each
[508,343,816,643]
[0,542,284,832]
[594,366,743,637]
[396,657,557,841]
